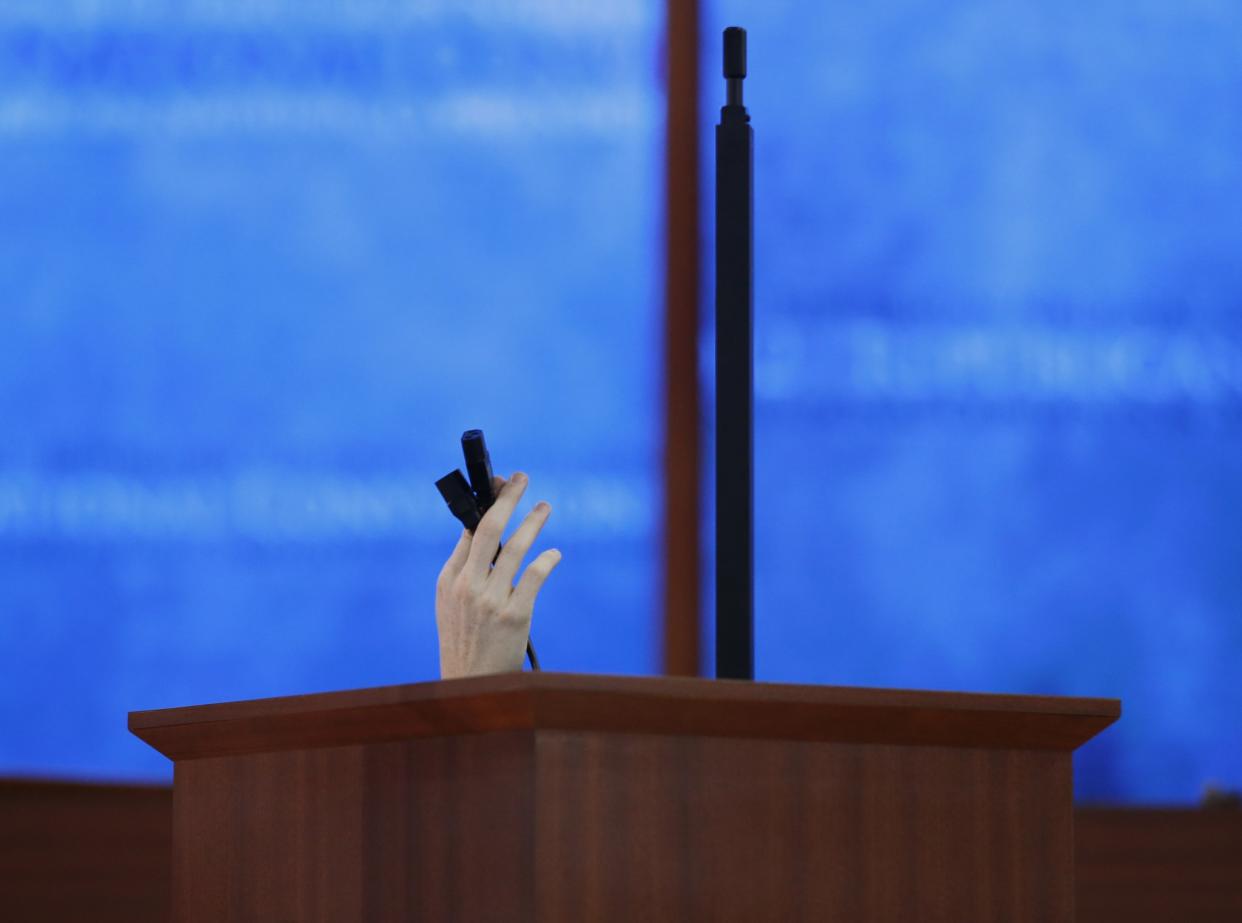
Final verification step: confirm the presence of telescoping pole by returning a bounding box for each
[715,26,754,680]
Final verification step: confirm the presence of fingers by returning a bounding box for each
[437,527,472,586]
[490,500,552,588]
[509,548,563,614]
[464,472,528,581]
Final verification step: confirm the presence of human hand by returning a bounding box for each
[435,472,562,678]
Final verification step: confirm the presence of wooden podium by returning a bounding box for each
[129,673,1118,921]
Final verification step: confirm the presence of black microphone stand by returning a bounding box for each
[716,27,754,680]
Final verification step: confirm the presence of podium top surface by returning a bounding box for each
[129,673,1120,762]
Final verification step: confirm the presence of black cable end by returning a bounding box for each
[724,26,746,79]
[436,469,482,532]
[461,428,496,513]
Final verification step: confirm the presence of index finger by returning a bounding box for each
[464,471,528,580]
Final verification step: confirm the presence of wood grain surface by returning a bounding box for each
[129,672,1120,761]
[533,732,1074,922]
[170,731,534,923]
[5,782,1240,921]
[124,676,1123,921]
[1076,807,1242,922]
[162,730,1077,921]
[0,777,171,923]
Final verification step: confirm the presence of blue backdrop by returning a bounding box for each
[0,1,663,780]
[3,1,1240,803]
[705,0,1242,802]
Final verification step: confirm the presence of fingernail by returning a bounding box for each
[535,501,550,513]
[513,471,528,484]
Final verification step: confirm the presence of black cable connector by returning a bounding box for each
[435,469,482,531]
[462,429,496,515]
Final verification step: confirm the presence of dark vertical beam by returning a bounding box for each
[662,0,702,676]
[715,26,753,679]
